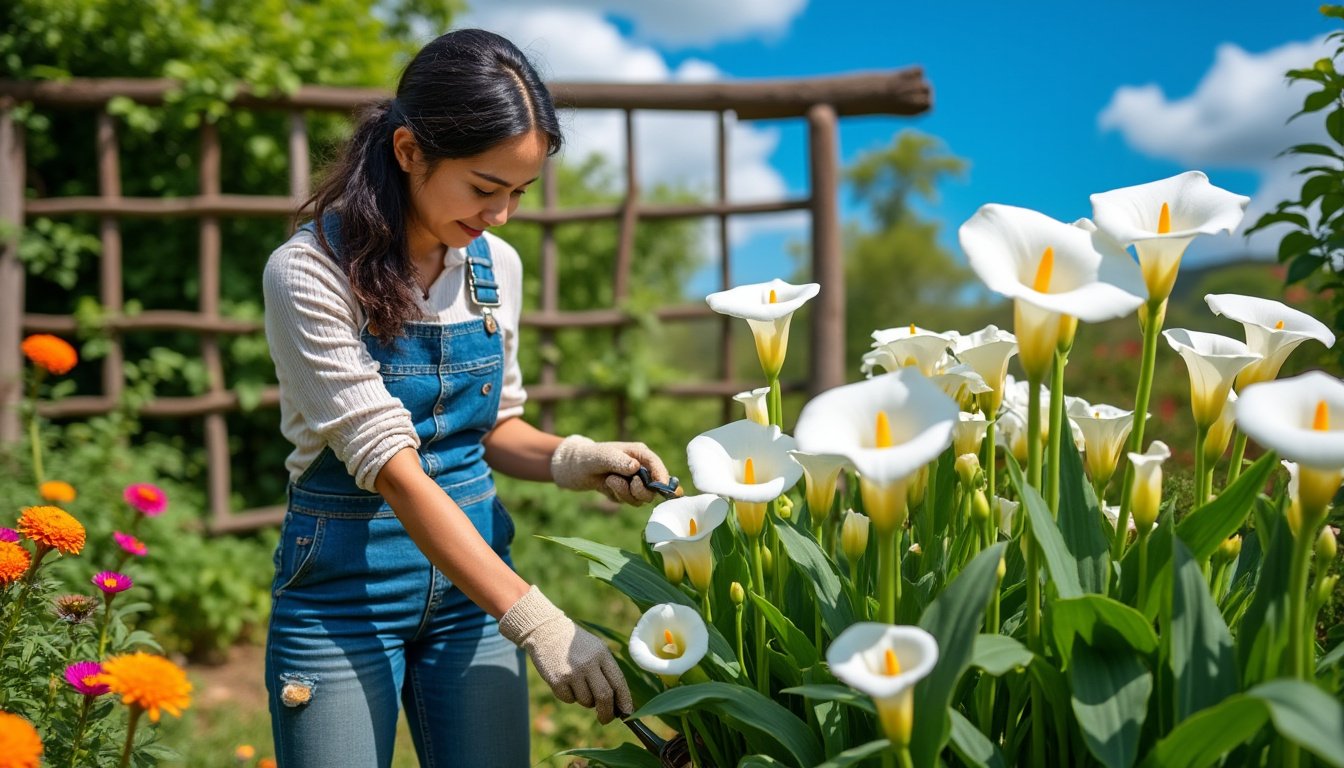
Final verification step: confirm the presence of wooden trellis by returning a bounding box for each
[0,70,932,532]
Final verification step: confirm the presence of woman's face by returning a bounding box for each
[394,127,549,253]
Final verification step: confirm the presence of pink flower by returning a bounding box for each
[92,571,132,595]
[65,661,110,696]
[0,527,17,543]
[113,531,147,557]
[123,483,167,516]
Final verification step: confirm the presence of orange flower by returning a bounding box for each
[233,744,256,761]
[38,481,77,504]
[20,334,77,376]
[0,542,30,587]
[258,760,277,768]
[17,506,85,555]
[0,711,43,768]
[95,652,192,723]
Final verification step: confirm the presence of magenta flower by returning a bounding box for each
[65,661,110,696]
[113,531,148,557]
[0,527,17,543]
[123,483,167,516]
[91,571,132,595]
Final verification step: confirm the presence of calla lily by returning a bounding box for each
[788,450,850,524]
[706,279,820,379]
[1205,293,1336,389]
[996,407,1030,465]
[863,326,955,378]
[687,420,801,537]
[1163,329,1261,429]
[646,495,729,592]
[1204,390,1237,465]
[1102,502,1152,536]
[952,325,1019,415]
[1237,371,1344,524]
[996,496,1020,538]
[1128,440,1171,531]
[959,204,1146,380]
[953,412,990,459]
[826,623,939,748]
[841,509,871,562]
[629,603,709,684]
[1090,171,1250,303]
[733,387,772,426]
[1066,398,1136,493]
[930,361,992,412]
[795,369,959,533]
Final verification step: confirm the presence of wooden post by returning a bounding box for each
[808,103,844,396]
[0,102,24,445]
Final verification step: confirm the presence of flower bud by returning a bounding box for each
[1128,441,1170,533]
[840,509,871,562]
[660,548,685,585]
[1214,534,1242,564]
[778,495,794,521]
[971,490,991,522]
[908,543,922,556]
[737,501,767,538]
[730,581,745,606]
[955,453,981,488]
[1317,574,1339,607]
[761,546,773,575]
[906,464,930,509]
[996,556,1006,581]
[1316,526,1338,562]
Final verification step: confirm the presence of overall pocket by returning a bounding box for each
[272,512,326,596]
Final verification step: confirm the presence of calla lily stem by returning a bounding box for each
[878,529,900,624]
[1048,347,1069,517]
[1114,299,1164,565]
[1025,372,1046,767]
[1227,431,1248,486]
[751,537,769,696]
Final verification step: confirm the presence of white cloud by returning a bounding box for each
[1099,36,1333,262]
[463,0,806,48]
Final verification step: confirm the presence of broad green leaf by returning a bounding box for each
[1301,87,1339,114]
[1058,434,1111,593]
[1278,229,1318,262]
[912,543,1007,768]
[1070,638,1152,768]
[1235,514,1293,687]
[633,681,823,768]
[560,744,664,768]
[775,523,856,638]
[814,739,893,768]
[1317,639,1344,673]
[1249,680,1344,768]
[1175,451,1275,560]
[949,709,1007,768]
[739,757,789,767]
[1139,695,1269,768]
[1051,595,1158,668]
[781,684,876,715]
[542,536,742,680]
[749,592,819,668]
[1005,454,1083,598]
[1288,252,1327,285]
[1168,537,1236,723]
[971,634,1034,677]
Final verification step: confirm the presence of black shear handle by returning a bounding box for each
[632,465,681,499]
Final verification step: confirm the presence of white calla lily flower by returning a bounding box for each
[865,326,955,377]
[1237,372,1344,525]
[688,420,801,537]
[1205,293,1336,388]
[1066,398,1136,492]
[1162,329,1261,429]
[841,509,871,562]
[930,361,992,411]
[1090,171,1250,302]
[952,325,1019,415]
[959,204,1146,379]
[953,412,990,458]
[733,386,772,426]
[788,450,850,524]
[646,495,729,592]
[629,603,710,683]
[996,496,1020,538]
[996,407,1030,465]
[795,369,959,533]
[1128,440,1171,531]
[1102,502,1152,536]
[826,623,939,747]
[706,279,820,378]
[1205,391,1238,465]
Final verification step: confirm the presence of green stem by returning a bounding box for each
[849,559,865,620]
[1137,529,1152,615]
[691,711,729,768]
[97,594,116,658]
[767,375,782,429]
[0,575,37,664]
[682,715,704,768]
[751,537,769,696]
[1027,540,1045,766]
[1047,348,1068,518]
[1287,531,1315,680]
[27,371,46,487]
[878,528,898,624]
[1228,430,1248,486]
[734,603,746,678]
[1194,427,1208,509]
[701,589,712,624]
[69,695,93,768]
[118,706,143,768]
[1114,300,1163,564]
[1028,375,1044,491]
[896,744,914,768]
[984,417,997,504]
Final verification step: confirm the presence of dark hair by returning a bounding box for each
[305,29,562,341]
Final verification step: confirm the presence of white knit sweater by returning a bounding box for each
[262,229,527,492]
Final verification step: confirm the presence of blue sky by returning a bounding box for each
[464,1,1337,294]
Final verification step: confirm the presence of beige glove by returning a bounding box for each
[550,434,674,505]
[498,586,633,723]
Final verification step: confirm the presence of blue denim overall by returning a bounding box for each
[266,224,529,767]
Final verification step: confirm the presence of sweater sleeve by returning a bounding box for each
[490,235,529,424]
[263,243,420,491]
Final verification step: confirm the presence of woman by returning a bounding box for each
[262,29,675,766]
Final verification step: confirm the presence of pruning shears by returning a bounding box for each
[633,465,681,499]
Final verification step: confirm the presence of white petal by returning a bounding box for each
[645,494,730,544]
[826,623,939,700]
[687,420,802,503]
[706,279,820,322]
[1091,171,1250,245]
[1236,371,1344,468]
[629,603,709,677]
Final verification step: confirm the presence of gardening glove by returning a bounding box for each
[498,586,633,724]
[550,434,675,505]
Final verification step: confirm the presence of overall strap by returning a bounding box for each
[464,236,500,308]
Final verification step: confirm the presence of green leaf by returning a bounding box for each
[1249,680,1344,767]
[560,743,664,768]
[1051,595,1158,667]
[1168,537,1236,723]
[1070,638,1152,768]
[1278,229,1319,263]
[781,683,877,715]
[1005,453,1083,598]
[748,592,819,669]
[1140,695,1269,768]
[1236,514,1294,687]
[1058,435,1111,593]
[1328,108,1344,144]
[970,634,1034,677]
[1175,451,1275,560]
[814,739,893,768]
[633,682,823,768]
[1288,252,1327,285]
[739,757,789,767]
[541,536,741,681]
[1286,142,1343,158]
[1302,173,1338,205]
[774,523,856,637]
[949,709,1007,768]
[911,543,1007,768]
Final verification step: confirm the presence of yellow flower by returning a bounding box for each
[17,506,85,555]
[20,334,77,376]
[0,542,30,587]
[38,481,77,504]
[95,652,192,723]
[234,744,256,761]
[0,711,43,768]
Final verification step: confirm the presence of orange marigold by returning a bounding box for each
[17,506,85,555]
[95,652,192,723]
[0,542,30,587]
[20,334,77,376]
[0,711,43,768]
[38,481,77,504]
[258,760,277,768]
